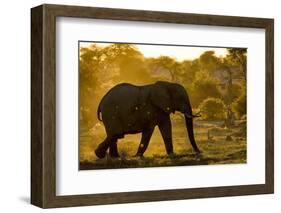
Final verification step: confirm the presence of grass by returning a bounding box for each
[79,115,246,170]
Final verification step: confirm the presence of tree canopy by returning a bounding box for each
[79,43,247,126]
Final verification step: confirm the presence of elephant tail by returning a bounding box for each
[97,102,102,121]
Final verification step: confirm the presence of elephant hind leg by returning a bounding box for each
[95,136,117,159]
[109,139,119,158]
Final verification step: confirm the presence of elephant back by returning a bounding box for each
[100,83,142,120]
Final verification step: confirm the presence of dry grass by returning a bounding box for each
[79,115,246,170]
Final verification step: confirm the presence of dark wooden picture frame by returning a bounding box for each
[31,4,274,208]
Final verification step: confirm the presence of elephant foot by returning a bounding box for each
[194,148,201,154]
[95,148,106,159]
[193,149,202,159]
[109,146,119,158]
[109,153,120,158]
[134,153,144,158]
[168,152,175,158]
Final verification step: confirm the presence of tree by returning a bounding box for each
[190,71,222,107]
[233,85,246,118]
[150,56,182,82]
[218,48,246,126]
[79,44,103,91]
[199,98,226,120]
[79,45,105,126]
[199,51,221,73]
[178,59,199,87]
[222,83,242,105]
[102,44,152,84]
[225,48,247,79]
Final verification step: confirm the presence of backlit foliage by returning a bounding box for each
[79,42,247,168]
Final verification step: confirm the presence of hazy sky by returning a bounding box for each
[79,42,228,61]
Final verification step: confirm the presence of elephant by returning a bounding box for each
[94,81,200,158]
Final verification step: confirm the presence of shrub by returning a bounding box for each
[233,89,246,118]
[199,98,226,120]
[190,72,222,107]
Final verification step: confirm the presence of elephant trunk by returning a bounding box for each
[184,114,200,153]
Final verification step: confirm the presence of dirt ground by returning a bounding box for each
[79,114,246,170]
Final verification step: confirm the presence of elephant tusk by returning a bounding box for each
[194,111,202,117]
[184,112,201,118]
[184,113,193,118]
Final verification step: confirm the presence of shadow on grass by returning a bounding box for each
[79,149,246,170]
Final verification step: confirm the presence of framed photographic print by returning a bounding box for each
[31,4,274,208]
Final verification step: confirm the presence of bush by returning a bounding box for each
[222,83,242,105]
[190,72,222,107]
[233,89,246,118]
[199,98,226,120]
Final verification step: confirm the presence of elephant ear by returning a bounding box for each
[149,81,173,114]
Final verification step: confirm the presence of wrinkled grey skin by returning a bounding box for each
[95,81,200,158]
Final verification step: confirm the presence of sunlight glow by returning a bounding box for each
[79,42,228,61]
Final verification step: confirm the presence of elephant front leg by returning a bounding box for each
[109,140,119,158]
[135,127,154,157]
[158,115,174,155]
